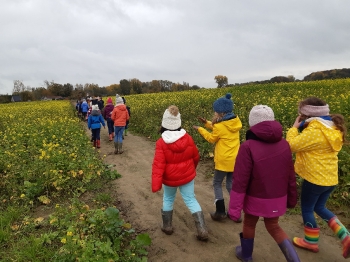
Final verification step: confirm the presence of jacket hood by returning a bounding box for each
[114,104,127,111]
[220,117,242,133]
[249,121,282,143]
[308,119,343,151]
[161,129,188,152]
[91,110,100,116]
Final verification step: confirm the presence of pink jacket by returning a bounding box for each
[228,121,297,220]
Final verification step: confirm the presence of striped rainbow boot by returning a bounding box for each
[293,226,319,253]
[328,216,350,258]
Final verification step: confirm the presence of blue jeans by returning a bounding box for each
[163,180,202,214]
[213,170,233,200]
[301,179,336,228]
[114,126,125,143]
[106,118,114,135]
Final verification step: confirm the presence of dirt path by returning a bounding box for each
[90,125,344,262]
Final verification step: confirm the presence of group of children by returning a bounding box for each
[151,94,349,262]
[75,95,130,152]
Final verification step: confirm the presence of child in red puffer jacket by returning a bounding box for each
[152,105,208,241]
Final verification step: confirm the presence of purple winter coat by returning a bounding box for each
[103,104,114,119]
[228,121,297,220]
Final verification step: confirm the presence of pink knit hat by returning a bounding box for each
[107,97,113,104]
[299,104,329,116]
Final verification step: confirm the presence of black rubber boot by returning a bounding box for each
[210,199,226,221]
[161,209,173,235]
[192,211,208,241]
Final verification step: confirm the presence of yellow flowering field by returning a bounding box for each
[124,79,350,205]
[0,100,105,206]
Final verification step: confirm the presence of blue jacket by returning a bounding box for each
[88,111,105,130]
[81,101,89,113]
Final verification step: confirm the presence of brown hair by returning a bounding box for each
[299,97,347,142]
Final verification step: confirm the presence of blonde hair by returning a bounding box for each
[167,105,179,117]
[212,112,225,125]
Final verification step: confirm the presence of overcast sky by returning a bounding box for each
[1,0,350,94]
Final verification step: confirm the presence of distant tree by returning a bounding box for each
[120,79,131,95]
[151,80,161,93]
[62,83,73,97]
[130,78,143,94]
[214,75,228,88]
[21,90,33,101]
[84,83,100,97]
[32,87,47,100]
[159,80,172,92]
[44,80,65,96]
[303,68,350,81]
[106,84,120,96]
[191,85,200,90]
[287,75,295,82]
[270,76,291,83]
[13,80,25,94]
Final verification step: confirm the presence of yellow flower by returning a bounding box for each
[20,194,25,198]
[61,238,67,244]
[67,231,73,236]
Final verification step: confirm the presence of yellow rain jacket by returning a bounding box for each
[198,117,242,172]
[286,119,343,186]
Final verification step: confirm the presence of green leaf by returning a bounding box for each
[136,233,151,246]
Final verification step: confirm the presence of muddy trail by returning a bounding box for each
[85,123,346,262]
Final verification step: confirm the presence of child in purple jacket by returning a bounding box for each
[228,105,300,262]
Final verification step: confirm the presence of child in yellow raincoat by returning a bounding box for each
[193,93,242,222]
[287,96,349,258]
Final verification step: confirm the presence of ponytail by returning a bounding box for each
[331,114,347,143]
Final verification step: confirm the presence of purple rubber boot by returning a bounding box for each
[235,232,254,262]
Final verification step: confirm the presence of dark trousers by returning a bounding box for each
[106,118,114,134]
[91,128,101,141]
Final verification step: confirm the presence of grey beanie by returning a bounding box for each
[249,105,275,127]
[115,94,124,105]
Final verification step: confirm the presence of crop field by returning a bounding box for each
[0,101,150,261]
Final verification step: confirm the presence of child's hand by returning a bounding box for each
[293,115,302,128]
[198,117,207,124]
[193,125,199,130]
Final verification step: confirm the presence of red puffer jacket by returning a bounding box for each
[152,130,200,192]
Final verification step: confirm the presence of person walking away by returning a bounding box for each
[97,96,104,111]
[80,99,89,121]
[229,105,300,262]
[111,94,129,154]
[103,97,115,141]
[193,93,242,222]
[152,105,208,241]
[122,96,131,137]
[88,105,106,148]
[286,96,350,258]
[75,100,81,117]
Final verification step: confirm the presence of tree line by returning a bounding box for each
[2,68,349,103]
[4,78,202,102]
